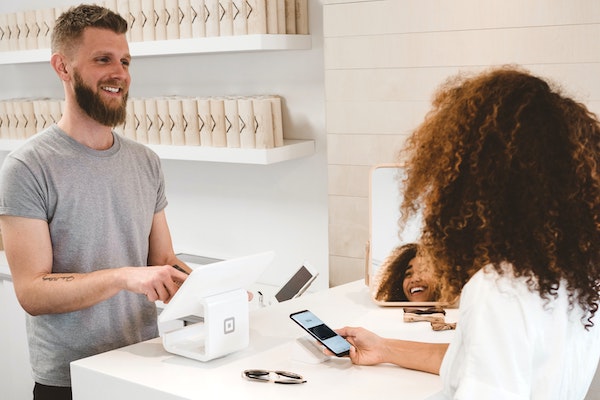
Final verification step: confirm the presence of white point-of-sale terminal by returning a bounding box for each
[158,251,275,361]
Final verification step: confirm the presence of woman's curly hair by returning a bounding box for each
[399,66,600,328]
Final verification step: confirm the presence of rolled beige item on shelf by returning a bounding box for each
[190,0,207,37]
[153,0,168,41]
[123,99,137,141]
[6,13,19,51]
[140,0,156,41]
[237,97,255,148]
[210,98,227,147]
[246,0,267,34]
[265,0,278,34]
[48,99,62,127]
[0,101,11,139]
[0,14,9,52]
[132,98,148,144]
[3,101,16,139]
[35,9,53,49]
[181,97,201,145]
[204,0,220,37]
[156,97,172,145]
[267,95,283,147]
[277,0,286,34]
[12,100,25,140]
[144,98,161,144]
[165,0,180,40]
[197,97,213,146]
[20,99,36,138]
[43,8,57,48]
[179,0,193,39]
[252,97,274,149]
[25,10,39,50]
[223,97,240,148]
[168,97,185,145]
[231,0,247,35]
[0,101,8,139]
[32,98,49,133]
[128,0,144,43]
[219,0,233,36]
[295,0,308,34]
[284,0,296,34]
[15,11,27,51]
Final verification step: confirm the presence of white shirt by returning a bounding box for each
[430,264,600,400]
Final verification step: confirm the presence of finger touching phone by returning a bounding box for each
[290,309,351,357]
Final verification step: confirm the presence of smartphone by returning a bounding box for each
[289,309,351,357]
[275,263,319,302]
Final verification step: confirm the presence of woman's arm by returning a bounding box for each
[336,326,448,375]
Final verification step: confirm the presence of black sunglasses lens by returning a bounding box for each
[275,371,302,379]
[243,369,306,384]
[246,370,268,376]
[244,370,270,380]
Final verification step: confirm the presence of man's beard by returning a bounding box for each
[73,71,128,127]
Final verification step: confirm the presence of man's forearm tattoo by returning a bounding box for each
[43,275,75,282]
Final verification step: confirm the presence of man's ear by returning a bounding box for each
[50,53,70,81]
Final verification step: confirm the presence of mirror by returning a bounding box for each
[367,164,445,307]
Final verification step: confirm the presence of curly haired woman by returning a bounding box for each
[374,242,439,302]
[336,66,600,399]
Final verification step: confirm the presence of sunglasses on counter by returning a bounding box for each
[242,369,307,384]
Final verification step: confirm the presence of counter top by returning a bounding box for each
[71,280,456,400]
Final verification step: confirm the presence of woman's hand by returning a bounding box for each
[329,326,448,374]
[333,326,389,365]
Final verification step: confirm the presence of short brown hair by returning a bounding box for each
[51,4,128,54]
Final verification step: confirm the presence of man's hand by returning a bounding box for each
[122,265,189,303]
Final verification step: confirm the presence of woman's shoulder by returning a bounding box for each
[459,264,536,311]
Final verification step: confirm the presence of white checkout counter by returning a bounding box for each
[71,280,457,400]
[4,254,597,399]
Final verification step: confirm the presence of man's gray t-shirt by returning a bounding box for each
[0,125,168,387]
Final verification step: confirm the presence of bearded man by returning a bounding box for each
[0,5,191,399]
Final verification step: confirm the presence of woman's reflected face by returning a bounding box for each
[402,257,437,302]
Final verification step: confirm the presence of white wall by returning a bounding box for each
[0,0,330,290]
[324,0,600,286]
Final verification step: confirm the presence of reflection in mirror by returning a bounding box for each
[373,242,440,303]
[368,164,445,307]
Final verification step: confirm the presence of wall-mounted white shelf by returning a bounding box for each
[148,139,315,164]
[0,34,312,65]
[0,138,315,165]
[0,34,314,164]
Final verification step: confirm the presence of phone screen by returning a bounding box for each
[290,310,351,357]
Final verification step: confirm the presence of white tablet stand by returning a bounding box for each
[161,288,250,361]
[158,251,274,362]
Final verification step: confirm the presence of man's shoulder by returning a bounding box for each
[8,126,59,160]
[116,133,157,156]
